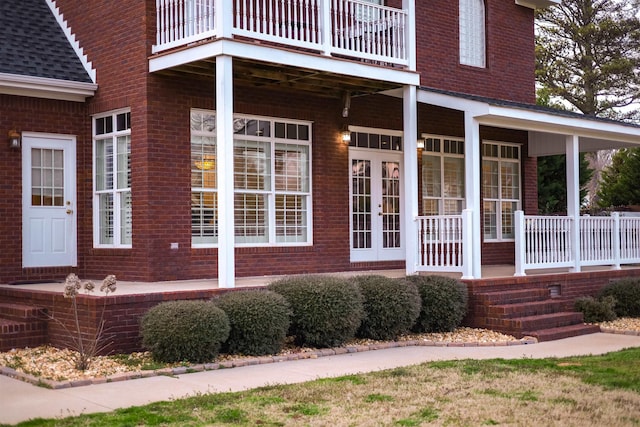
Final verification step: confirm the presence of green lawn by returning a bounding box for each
[6,348,640,427]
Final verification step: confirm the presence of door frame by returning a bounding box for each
[349,146,405,262]
[21,132,78,268]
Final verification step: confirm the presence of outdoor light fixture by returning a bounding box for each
[341,126,351,143]
[416,138,425,149]
[8,130,21,150]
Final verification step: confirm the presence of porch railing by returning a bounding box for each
[154,0,410,66]
[416,210,471,275]
[514,211,640,276]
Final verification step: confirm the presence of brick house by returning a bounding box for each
[2,0,640,289]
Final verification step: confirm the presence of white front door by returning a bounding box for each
[22,134,77,268]
[350,149,404,262]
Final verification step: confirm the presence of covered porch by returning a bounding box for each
[409,88,640,279]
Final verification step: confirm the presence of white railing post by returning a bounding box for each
[402,0,415,71]
[612,212,622,270]
[320,0,332,55]
[461,209,474,279]
[216,0,232,38]
[514,210,526,276]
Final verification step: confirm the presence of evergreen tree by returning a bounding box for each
[597,147,640,208]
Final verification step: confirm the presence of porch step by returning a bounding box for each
[487,299,567,319]
[0,303,48,352]
[471,286,600,342]
[475,288,550,305]
[523,323,601,342]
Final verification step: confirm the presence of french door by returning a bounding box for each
[350,149,404,262]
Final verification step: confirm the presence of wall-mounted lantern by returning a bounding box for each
[8,130,21,150]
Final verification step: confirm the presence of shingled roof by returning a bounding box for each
[0,0,93,83]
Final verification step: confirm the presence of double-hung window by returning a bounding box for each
[93,110,132,247]
[421,136,465,215]
[482,142,521,241]
[191,110,312,246]
[459,0,486,67]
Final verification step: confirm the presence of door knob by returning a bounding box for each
[66,209,74,215]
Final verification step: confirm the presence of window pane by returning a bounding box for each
[99,193,114,244]
[234,140,270,191]
[275,144,309,192]
[422,155,441,198]
[459,0,486,67]
[192,191,218,244]
[120,191,132,245]
[352,159,371,249]
[276,194,307,243]
[482,160,498,199]
[192,136,217,189]
[501,201,518,239]
[95,139,113,191]
[501,162,520,200]
[443,157,464,198]
[117,136,131,190]
[234,193,268,243]
[483,200,497,240]
[422,199,440,216]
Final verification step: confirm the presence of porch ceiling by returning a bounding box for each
[153,56,404,99]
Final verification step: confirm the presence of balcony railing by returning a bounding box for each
[154,0,411,66]
[514,211,640,275]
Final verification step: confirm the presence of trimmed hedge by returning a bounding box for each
[214,290,291,356]
[351,275,421,340]
[574,295,617,323]
[599,278,640,317]
[140,300,230,363]
[405,275,468,333]
[268,275,364,348]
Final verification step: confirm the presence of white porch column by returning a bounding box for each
[402,0,417,71]
[403,85,418,275]
[215,0,233,38]
[566,134,581,272]
[464,112,482,279]
[216,55,236,288]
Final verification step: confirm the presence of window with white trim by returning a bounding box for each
[93,110,132,247]
[482,142,521,241]
[421,136,465,215]
[459,0,486,67]
[191,110,312,246]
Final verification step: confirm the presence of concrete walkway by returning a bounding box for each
[1,333,640,425]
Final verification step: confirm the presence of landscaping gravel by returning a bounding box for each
[1,321,638,384]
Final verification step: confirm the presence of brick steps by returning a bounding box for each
[474,289,598,342]
[0,303,48,352]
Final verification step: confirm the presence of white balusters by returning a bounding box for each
[416,215,464,272]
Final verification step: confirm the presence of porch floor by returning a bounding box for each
[2,264,637,295]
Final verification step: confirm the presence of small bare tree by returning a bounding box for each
[49,274,117,371]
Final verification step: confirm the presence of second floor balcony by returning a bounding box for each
[153,0,415,70]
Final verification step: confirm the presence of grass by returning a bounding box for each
[4,348,640,427]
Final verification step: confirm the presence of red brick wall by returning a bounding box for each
[0,95,87,284]
[417,0,536,104]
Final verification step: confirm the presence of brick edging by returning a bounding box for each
[0,337,538,389]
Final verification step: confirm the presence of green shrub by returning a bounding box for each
[405,275,468,333]
[574,296,617,323]
[213,290,291,356]
[351,275,421,340]
[140,300,230,363]
[599,278,640,317]
[268,275,364,348]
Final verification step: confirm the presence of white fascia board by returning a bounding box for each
[149,39,420,86]
[515,0,560,9]
[417,89,490,115]
[477,104,640,145]
[0,73,97,102]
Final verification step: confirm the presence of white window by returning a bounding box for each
[421,136,465,215]
[93,110,132,248]
[191,110,312,247]
[482,142,521,241]
[459,0,486,67]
